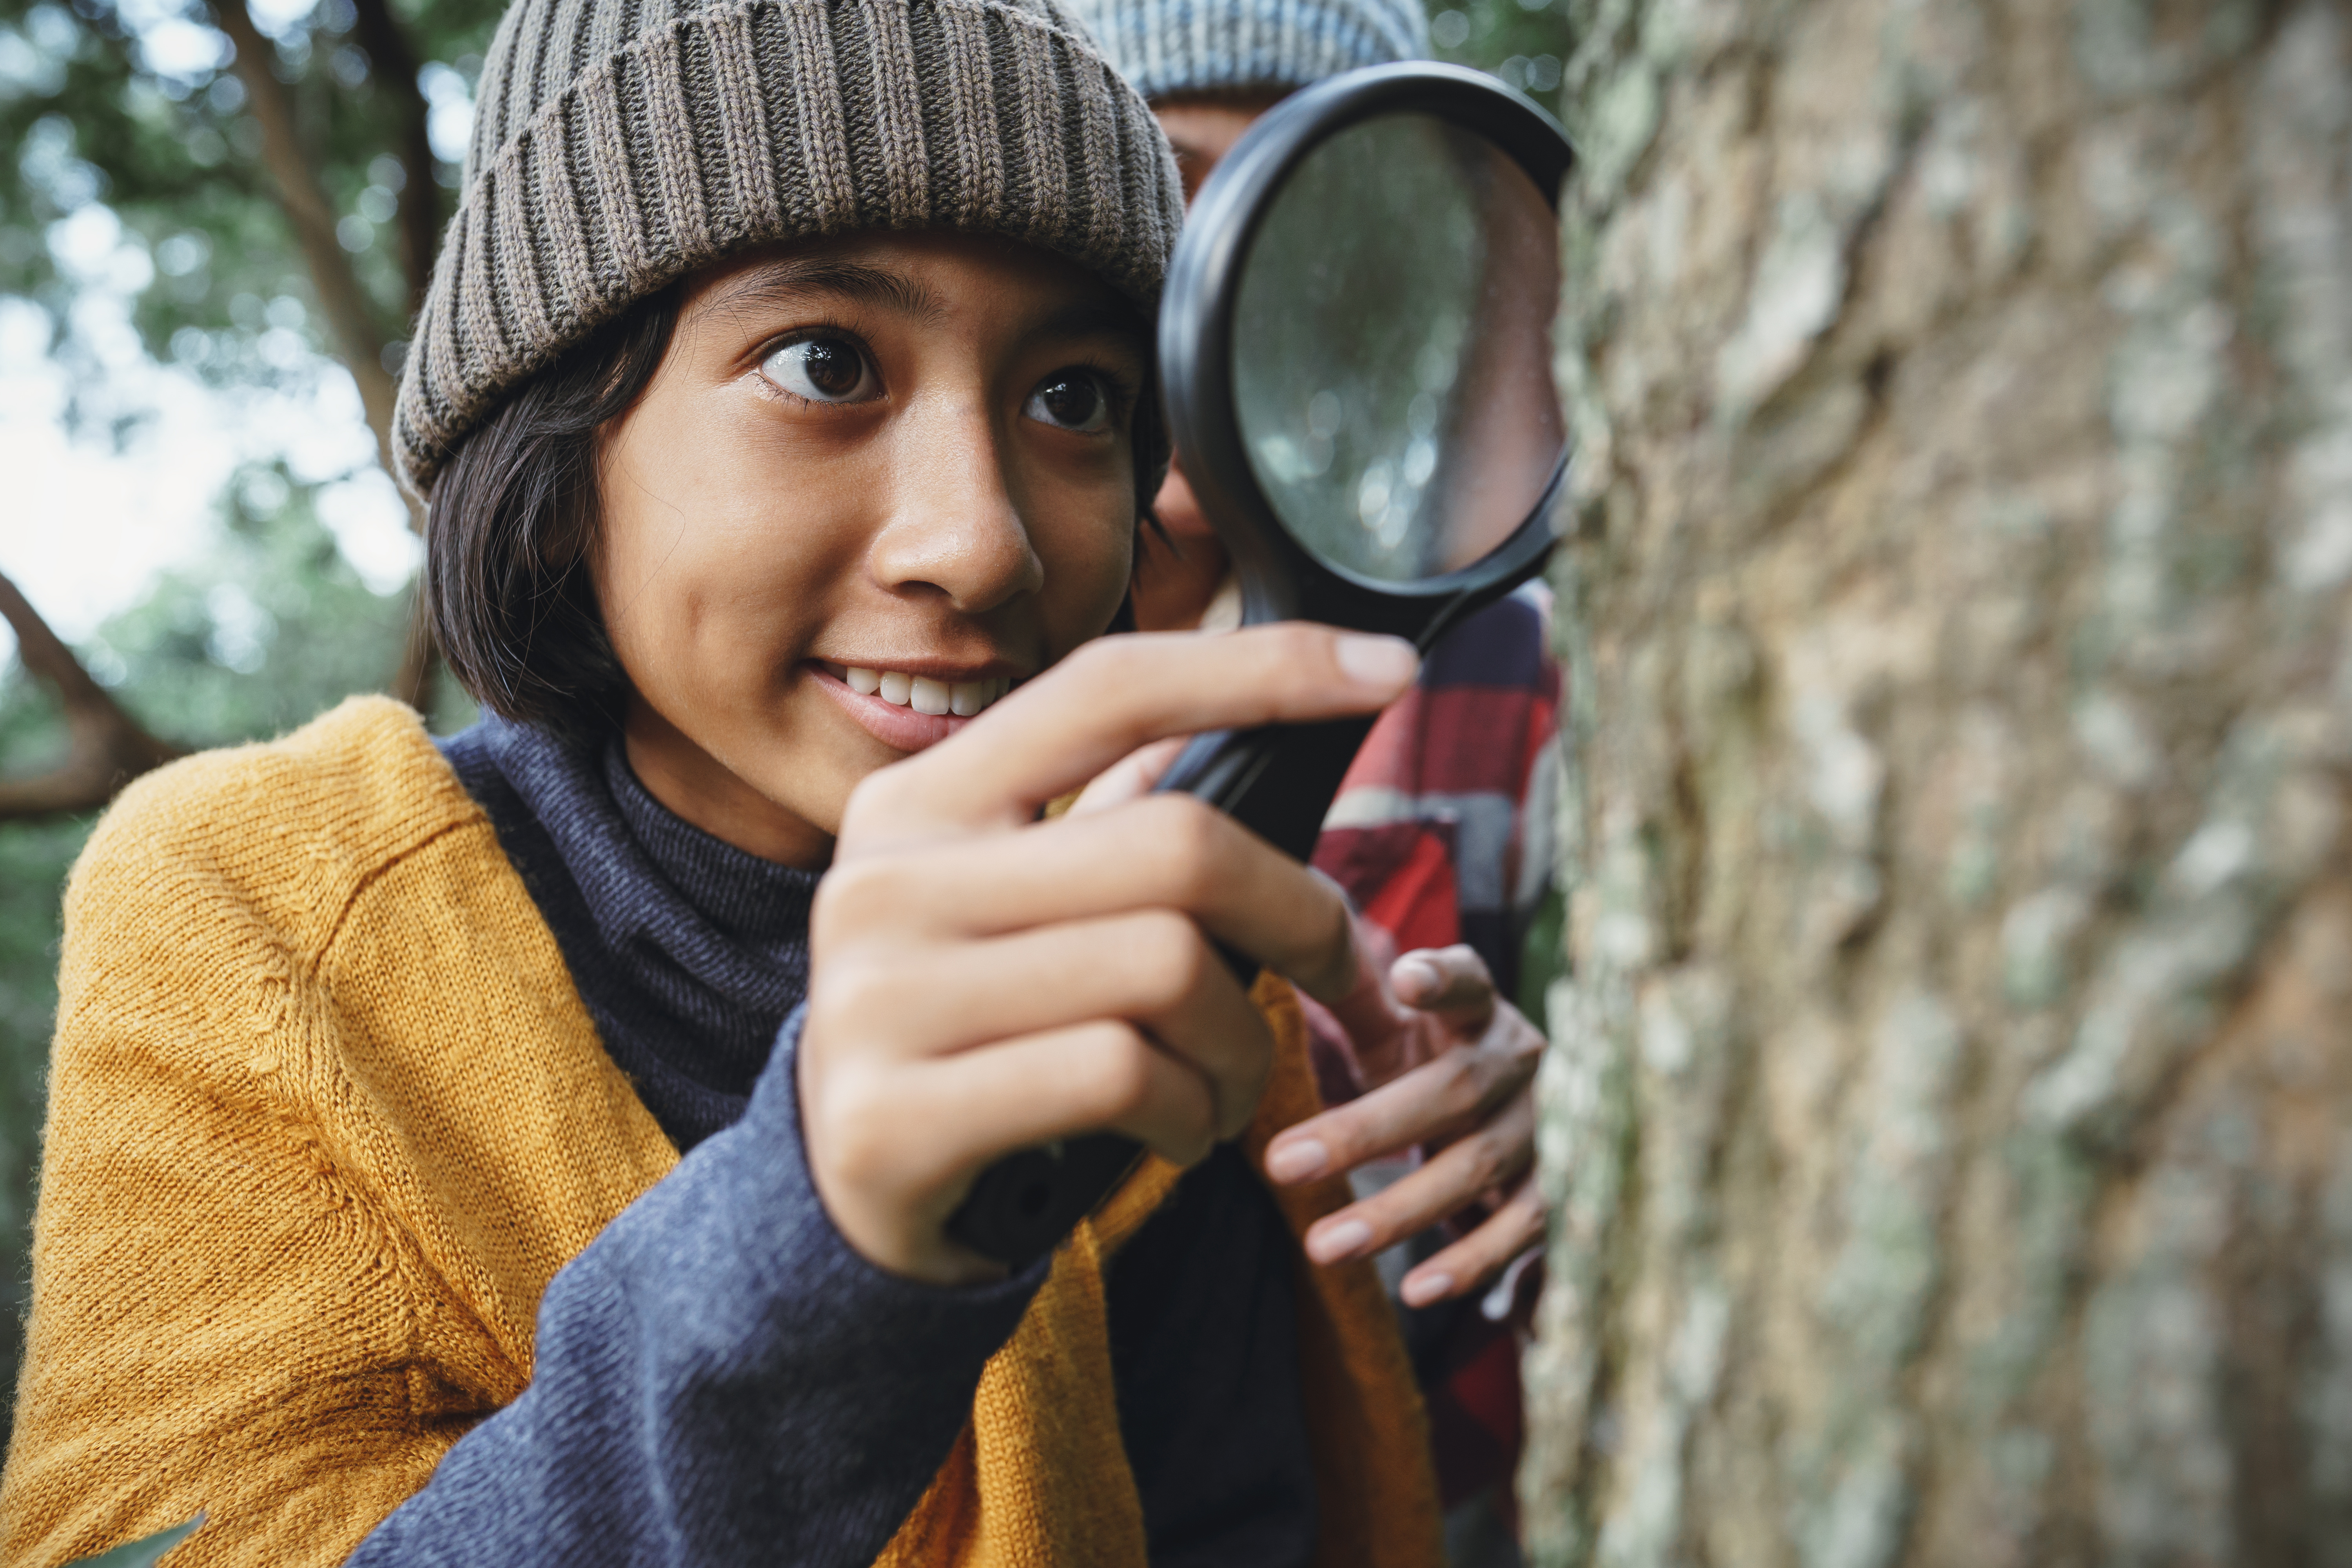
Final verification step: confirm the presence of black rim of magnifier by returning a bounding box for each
[1158,62,1576,642]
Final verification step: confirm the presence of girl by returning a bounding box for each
[0,0,1546,1562]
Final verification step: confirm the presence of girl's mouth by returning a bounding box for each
[808,661,1019,751]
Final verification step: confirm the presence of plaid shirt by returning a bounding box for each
[1307,584,1560,1519]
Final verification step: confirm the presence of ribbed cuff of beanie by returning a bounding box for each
[1068,0,1428,103]
[393,0,1182,498]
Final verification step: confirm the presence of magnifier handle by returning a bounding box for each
[942,1131,1147,1272]
[1154,714,1379,866]
[941,714,1378,1272]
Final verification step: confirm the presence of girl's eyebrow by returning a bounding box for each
[705,257,948,326]
[1031,302,1149,359]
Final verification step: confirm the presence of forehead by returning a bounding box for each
[682,230,1145,338]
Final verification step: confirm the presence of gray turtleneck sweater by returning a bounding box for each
[342,717,1314,1567]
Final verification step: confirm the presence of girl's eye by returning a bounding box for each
[1025,370,1115,434]
[762,336,877,403]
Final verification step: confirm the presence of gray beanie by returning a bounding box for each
[394,0,1185,496]
[1062,0,1425,103]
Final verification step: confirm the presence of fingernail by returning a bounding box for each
[1308,1218,1372,1263]
[1335,634,1418,689]
[1265,1139,1328,1183]
[1394,956,1441,999]
[1402,1271,1454,1307]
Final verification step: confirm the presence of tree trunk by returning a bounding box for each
[1523,0,2352,1563]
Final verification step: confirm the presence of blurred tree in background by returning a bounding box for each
[0,0,1572,1456]
[0,0,500,1444]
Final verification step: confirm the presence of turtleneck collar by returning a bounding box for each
[439,716,818,1151]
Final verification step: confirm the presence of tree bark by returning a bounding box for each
[1523,0,2352,1563]
[0,574,182,819]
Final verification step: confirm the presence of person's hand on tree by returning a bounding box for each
[1263,935,1548,1308]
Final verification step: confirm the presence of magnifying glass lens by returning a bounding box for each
[1232,112,1564,585]
[950,73,1575,1273]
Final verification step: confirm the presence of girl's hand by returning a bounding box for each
[1263,942,1547,1308]
[798,626,1419,1283]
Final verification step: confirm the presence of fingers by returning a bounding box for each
[1297,1089,1536,1269]
[1263,1024,1539,1185]
[844,626,1417,842]
[815,908,1275,1139]
[805,1020,1222,1278]
[902,1021,1223,1173]
[1068,736,1190,816]
[817,793,1359,1003]
[1390,945,1498,1031]
[1397,1172,1547,1308]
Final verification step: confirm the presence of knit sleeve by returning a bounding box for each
[342,1004,1048,1568]
[0,744,485,1568]
[0,709,1044,1568]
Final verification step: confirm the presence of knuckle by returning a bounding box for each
[810,858,897,936]
[809,1066,902,1190]
[1072,1024,1159,1121]
[1462,1127,1514,1191]
[823,957,902,1025]
[1508,1193,1549,1238]
[1440,943,1487,978]
[837,765,915,842]
[1063,635,1147,699]
[1126,910,1210,1004]
[1437,1048,1488,1116]
[1138,794,1227,899]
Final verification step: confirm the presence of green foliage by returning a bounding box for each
[0,0,500,416]
[88,466,428,739]
[1428,0,1573,106]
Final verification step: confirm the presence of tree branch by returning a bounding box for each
[210,0,440,561]
[213,0,401,477]
[0,573,183,820]
[210,0,445,713]
[345,0,446,719]
[346,0,438,320]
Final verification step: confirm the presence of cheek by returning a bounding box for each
[593,408,848,710]
[1036,483,1137,651]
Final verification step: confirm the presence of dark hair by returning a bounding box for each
[426,287,1165,743]
[425,292,684,742]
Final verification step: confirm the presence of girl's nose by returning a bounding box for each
[866,405,1047,614]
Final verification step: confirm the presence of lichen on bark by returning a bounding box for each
[1524,0,2352,1562]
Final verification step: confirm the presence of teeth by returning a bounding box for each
[837,664,1015,717]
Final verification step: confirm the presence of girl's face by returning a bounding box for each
[593,232,1147,867]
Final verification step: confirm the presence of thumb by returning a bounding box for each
[1390,945,1497,1027]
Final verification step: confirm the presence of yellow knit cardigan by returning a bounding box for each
[0,698,1443,1568]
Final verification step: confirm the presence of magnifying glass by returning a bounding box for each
[948,62,1574,1270]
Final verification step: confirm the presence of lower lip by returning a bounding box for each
[808,664,980,752]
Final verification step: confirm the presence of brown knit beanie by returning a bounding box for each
[392,0,1185,497]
